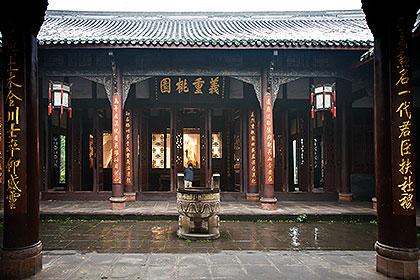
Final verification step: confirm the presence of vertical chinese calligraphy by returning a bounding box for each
[263,96,274,185]
[390,19,416,215]
[112,95,122,184]
[4,31,25,211]
[248,111,258,186]
[124,110,133,186]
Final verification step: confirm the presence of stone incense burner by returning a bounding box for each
[176,174,221,240]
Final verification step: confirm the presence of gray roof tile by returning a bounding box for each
[35,10,374,48]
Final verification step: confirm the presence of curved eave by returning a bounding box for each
[38,39,374,50]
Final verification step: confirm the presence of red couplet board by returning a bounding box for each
[248,111,258,186]
[263,95,274,185]
[124,110,133,186]
[112,95,122,185]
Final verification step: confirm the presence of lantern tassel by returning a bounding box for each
[69,108,72,119]
[311,107,314,119]
[48,103,52,115]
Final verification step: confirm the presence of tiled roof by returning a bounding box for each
[37,10,374,49]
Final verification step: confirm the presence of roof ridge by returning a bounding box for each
[45,9,366,19]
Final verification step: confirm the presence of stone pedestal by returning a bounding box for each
[109,196,127,210]
[338,193,352,202]
[246,193,259,202]
[0,242,42,279]
[124,192,136,202]
[177,174,220,240]
[177,190,220,239]
[375,242,420,279]
[372,197,377,211]
[260,197,277,210]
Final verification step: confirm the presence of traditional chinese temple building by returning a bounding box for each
[25,9,380,208]
[0,10,419,208]
[0,9,387,207]
[1,8,419,210]
[1,2,420,279]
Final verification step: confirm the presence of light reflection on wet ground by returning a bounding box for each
[0,220,378,253]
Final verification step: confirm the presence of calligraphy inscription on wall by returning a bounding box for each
[248,111,258,186]
[390,18,416,215]
[112,95,122,184]
[263,96,274,185]
[4,27,26,212]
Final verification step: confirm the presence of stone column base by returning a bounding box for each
[375,241,420,279]
[372,197,377,211]
[0,241,42,279]
[338,193,352,202]
[246,193,259,202]
[260,197,277,210]
[124,192,136,202]
[110,196,127,210]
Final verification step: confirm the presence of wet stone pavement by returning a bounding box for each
[3,220,378,253]
[0,219,412,279]
[34,250,387,280]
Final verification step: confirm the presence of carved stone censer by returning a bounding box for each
[176,174,221,240]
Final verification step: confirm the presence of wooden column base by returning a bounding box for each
[109,196,127,210]
[375,242,420,280]
[0,241,42,279]
[260,197,277,210]
[246,193,259,202]
[124,192,136,202]
[338,193,353,202]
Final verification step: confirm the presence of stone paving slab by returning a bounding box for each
[30,250,393,280]
[15,201,379,218]
[3,200,420,224]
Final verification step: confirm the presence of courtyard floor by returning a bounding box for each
[2,219,389,280]
[1,200,378,219]
[34,250,387,280]
[1,200,418,279]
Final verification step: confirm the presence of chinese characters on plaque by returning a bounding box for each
[248,111,258,186]
[112,95,122,184]
[390,19,416,215]
[263,96,274,185]
[155,76,226,100]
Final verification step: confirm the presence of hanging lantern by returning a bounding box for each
[310,83,336,119]
[48,81,72,118]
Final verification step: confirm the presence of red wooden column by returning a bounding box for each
[0,22,43,278]
[362,1,419,278]
[247,110,259,201]
[109,67,127,210]
[123,109,136,201]
[260,69,277,210]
